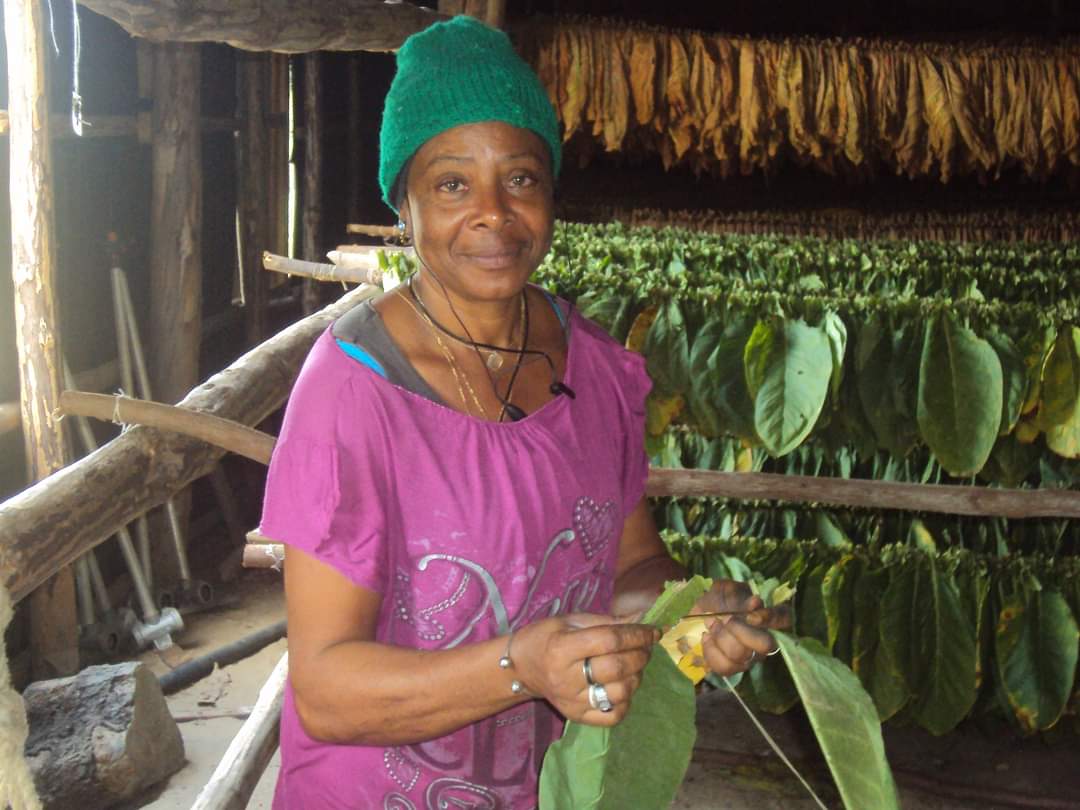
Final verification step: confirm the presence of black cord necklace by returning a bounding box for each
[408,276,530,421]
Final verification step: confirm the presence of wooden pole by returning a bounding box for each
[0,285,378,605]
[269,55,290,262]
[149,42,204,587]
[4,0,79,679]
[238,53,271,346]
[301,53,324,314]
[60,391,277,466]
[189,652,289,810]
[346,55,363,225]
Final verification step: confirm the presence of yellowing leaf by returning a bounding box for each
[625,305,658,353]
[646,394,684,436]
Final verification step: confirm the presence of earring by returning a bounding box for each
[394,219,412,247]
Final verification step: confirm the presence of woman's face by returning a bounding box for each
[401,121,555,304]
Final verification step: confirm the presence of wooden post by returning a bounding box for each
[148,42,203,588]
[4,0,78,679]
[269,55,290,261]
[438,0,504,27]
[301,53,324,314]
[238,53,271,347]
[346,55,363,225]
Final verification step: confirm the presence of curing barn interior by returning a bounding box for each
[0,1,1079,808]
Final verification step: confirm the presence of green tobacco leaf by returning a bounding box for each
[995,589,1080,733]
[878,554,977,734]
[710,319,759,441]
[642,575,713,627]
[578,292,636,344]
[685,318,727,437]
[1040,327,1080,428]
[737,649,800,714]
[983,433,1041,487]
[822,555,860,663]
[986,329,1027,435]
[850,568,887,701]
[912,557,978,735]
[796,563,830,645]
[644,298,691,396]
[856,318,921,456]
[823,311,849,402]
[539,649,696,810]
[1044,337,1080,455]
[744,318,832,456]
[917,311,1003,476]
[776,632,901,810]
[879,561,922,712]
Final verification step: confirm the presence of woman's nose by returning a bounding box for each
[470,181,513,229]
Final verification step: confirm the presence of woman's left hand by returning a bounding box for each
[692,579,792,678]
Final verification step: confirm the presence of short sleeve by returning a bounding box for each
[259,339,389,593]
[618,349,653,516]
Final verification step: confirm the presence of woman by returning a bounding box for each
[261,15,785,809]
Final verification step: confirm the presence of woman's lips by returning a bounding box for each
[464,247,523,269]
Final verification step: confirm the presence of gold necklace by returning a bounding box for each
[397,287,491,419]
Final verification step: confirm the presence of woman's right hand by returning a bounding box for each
[510,614,660,726]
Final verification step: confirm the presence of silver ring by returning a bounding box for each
[588,682,614,713]
[767,646,781,657]
[583,657,596,686]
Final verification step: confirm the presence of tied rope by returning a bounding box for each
[0,583,43,810]
[111,391,134,434]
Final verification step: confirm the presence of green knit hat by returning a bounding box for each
[378,15,562,211]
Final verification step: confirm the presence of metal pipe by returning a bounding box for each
[159,620,286,695]
[74,555,95,627]
[114,268,195,587]
[110,267,155,592]
[65,361,160,624]
[86,551,112,616]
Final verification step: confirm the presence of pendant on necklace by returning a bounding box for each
[485,351,504,372]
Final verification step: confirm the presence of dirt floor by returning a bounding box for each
[124,571,1080,810]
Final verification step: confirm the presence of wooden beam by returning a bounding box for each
[4,0,79,678]
[0,285,378,605]
[76,0,447,53]
[60,391,277,465]
[300,53,324,315]
[644,468,1080,520]
[263,250,384,287]
[190,652,288,810]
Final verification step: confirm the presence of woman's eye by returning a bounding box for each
[510,173,538,188]
[438,178,465,193]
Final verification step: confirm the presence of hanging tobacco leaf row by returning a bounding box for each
[526,222,1080,475]
[665,533,1080,735]
[517,18,1080,182]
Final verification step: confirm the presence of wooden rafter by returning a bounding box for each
[76,0,449,52]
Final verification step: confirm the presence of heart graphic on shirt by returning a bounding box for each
[573,496,617,560]
[384,746,421,793]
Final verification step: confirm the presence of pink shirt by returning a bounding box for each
[260,306,651,809]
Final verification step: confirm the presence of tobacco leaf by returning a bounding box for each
[916,311,1003,476]
[538,579,706,810]
[995,586,1080,733]
[744,318,832,457]
[538,647,696,810]
[776,632,901,810]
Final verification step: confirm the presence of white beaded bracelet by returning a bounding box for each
[498,633,525,695]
